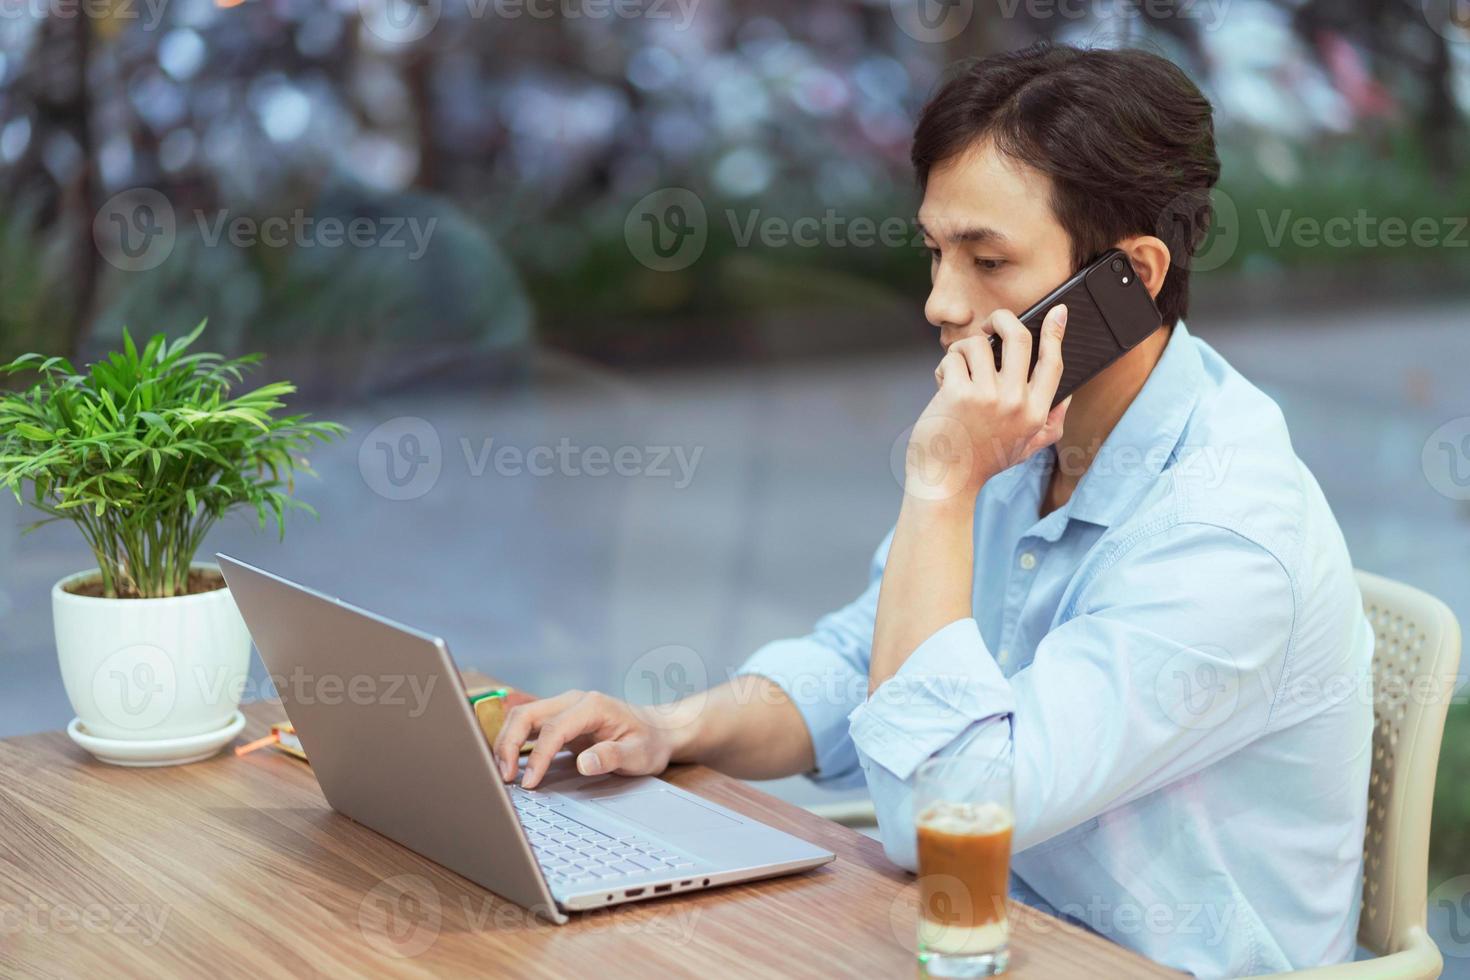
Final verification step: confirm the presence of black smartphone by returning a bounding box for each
[988,248,1162,406]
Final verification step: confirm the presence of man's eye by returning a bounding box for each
[975,257,1005,272]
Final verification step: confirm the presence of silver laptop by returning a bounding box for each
[216,554,834,924]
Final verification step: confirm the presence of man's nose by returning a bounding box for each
[924,261,971,333]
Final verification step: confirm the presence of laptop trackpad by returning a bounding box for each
[593,791,741,834]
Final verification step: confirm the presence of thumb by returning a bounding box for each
[1046,394,1073,436]
[1021,395,1072,459]
[577,739,628,776]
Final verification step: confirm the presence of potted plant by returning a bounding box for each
[0,323,343,765]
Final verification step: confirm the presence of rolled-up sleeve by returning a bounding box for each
[733,530,893,788]
[849,520,1294,871]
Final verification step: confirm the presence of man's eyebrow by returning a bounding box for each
[915,220,1011,247]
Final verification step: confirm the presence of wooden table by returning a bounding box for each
[0,673,1179,978]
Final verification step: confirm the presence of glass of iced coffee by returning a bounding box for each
[913,755,1014,977]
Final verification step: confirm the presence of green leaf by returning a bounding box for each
[0,321,340,597]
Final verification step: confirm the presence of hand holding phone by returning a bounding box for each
[908,304,1072,501]
[990,249,1163,406]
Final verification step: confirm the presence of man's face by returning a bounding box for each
[917,139,1075,352]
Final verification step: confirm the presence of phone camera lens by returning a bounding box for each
[1110,257,1125,275]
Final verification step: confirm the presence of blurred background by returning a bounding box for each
[2,0,1468,965]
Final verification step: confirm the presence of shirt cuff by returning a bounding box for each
[848,617,1013,781]
[734,637,866,785]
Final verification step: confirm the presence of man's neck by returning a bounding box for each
[1041,324,1174,517]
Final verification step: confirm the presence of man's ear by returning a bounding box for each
[1115,236,1171,300]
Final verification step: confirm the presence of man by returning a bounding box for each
[494,43,1374,977]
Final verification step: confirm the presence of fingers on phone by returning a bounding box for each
[990,311,1032,386]
[1032,304,1068,405]
[938,346,969,387]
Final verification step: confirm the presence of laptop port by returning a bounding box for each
[624,888,645,897]
[679,880,691,887]
[654,884,672,894]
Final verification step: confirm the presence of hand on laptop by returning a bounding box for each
[493,691,675,790]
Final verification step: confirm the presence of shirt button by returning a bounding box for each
[1019,551,1037,571]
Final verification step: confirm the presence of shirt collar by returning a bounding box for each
[987,318,1204,531]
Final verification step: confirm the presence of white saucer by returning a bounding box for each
[67,711,247,767]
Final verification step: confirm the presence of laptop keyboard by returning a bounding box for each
[509,786,696,890]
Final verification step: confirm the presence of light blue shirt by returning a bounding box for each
[736,320,1374,977]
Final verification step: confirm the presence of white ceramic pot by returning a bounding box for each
[53,563,251,744]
